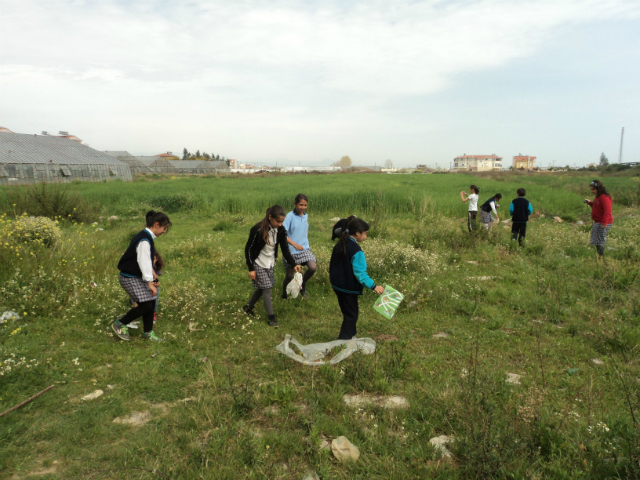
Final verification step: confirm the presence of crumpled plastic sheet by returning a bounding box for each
[286,272,304,299]
[275,334,376,366]
[0,311,21,324]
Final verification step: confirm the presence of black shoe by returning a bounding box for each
[281,293,288,300]
[242,305,255,317]
[267,315,279,328]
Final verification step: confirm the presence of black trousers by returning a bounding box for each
[120,300,155,333]
[511,222,527,243]
[334,289,360,340]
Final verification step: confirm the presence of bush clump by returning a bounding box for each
[10,215,61,247]
[5,182,96,222]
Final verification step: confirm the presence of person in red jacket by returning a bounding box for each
[584,180,613,261]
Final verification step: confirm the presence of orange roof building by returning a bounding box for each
[513,155,536,170]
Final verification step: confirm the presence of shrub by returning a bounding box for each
[147,194,197,212]
[10,215,61,247]
[5,182,95,222]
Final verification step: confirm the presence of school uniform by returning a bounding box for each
[509,197,533,243]
[118,228,157,303]
[245,222,297,289]
[330,237,377,340]
[480,197,499,225]
[117,228,157,333]
[282,210,316,267]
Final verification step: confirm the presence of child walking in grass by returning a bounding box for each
[509,188,534,245]
[244,205,301,327]
[480,193,502,229]
[329,218,384,340]
[585,180,613,262]
[130,250,165,324]
[112,210,171,342]
[282,194,317,300]
[460,185,479,232]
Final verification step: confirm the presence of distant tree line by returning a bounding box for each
[182,148,229,164]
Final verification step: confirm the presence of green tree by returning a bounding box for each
[195,150,201,159]
[182,148,188,160]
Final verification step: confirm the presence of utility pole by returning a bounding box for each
[618,127,625,163]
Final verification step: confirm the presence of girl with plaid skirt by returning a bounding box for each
[282,194,317,299]
[112,211,171,342]
[480,193,502,229]
[584,180,613,261]
[244,205,301,328]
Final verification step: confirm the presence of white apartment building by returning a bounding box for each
[452,154,503,172]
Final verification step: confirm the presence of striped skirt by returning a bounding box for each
[119,275,157,303]
[283,249,317,268]
[590,223,612,246]
[252,264,275,290]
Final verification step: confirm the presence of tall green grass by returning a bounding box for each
[3,173,633,220]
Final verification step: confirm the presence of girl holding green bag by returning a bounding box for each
[329,218,384,340]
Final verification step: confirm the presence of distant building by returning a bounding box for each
[133,156,177,174]
[452,154,503,172]
[229,159,238,168]
[416,164,427,169]
[168,160,228,174]
[0,131,131,184]
[513,155,536,170]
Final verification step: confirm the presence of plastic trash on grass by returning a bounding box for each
[286,272,304,299]
[373,285,405,320]
[275,334,376,366]
[0,311,22,324]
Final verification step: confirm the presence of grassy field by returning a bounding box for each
[1,173,639,479]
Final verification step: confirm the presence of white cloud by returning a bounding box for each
[1,0,638,162]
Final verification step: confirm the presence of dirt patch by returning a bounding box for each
[343,394,409,409]
[376,334,399,342]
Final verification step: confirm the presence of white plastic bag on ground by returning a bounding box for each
[275,334,376,366]
[286,272,304,298]
[0,311,21,324]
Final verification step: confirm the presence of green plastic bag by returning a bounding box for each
[373,285,405,320]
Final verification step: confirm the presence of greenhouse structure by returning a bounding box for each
[168,160,228,174]
[0,132,132,185]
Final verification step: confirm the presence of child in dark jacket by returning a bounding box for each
[112,210,171,342]
[244,205,301,327]
[509,188,534,245]
[329,218,384,340]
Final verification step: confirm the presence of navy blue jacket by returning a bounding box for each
[118,230,154,278]
[330,238,376,295]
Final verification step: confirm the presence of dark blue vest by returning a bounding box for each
[511,197,531,223]
[330,239,364,295]
[481,196,498,213]
[117,230,154,278]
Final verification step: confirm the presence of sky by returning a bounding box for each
[1,0,639,168]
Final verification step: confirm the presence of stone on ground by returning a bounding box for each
[591,358,605,365]
[82,389,103,401]
[429,435,454,458]
[331,436,360,462]
[432,332,449,339]
[553,216,564,223]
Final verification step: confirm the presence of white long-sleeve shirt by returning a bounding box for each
[488,200,498,216]
[136,228,156,281]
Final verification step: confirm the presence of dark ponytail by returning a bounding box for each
[146,210,172,232]
[260,205,286,245]
[338,218,369,255]
[470,185,479,194]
